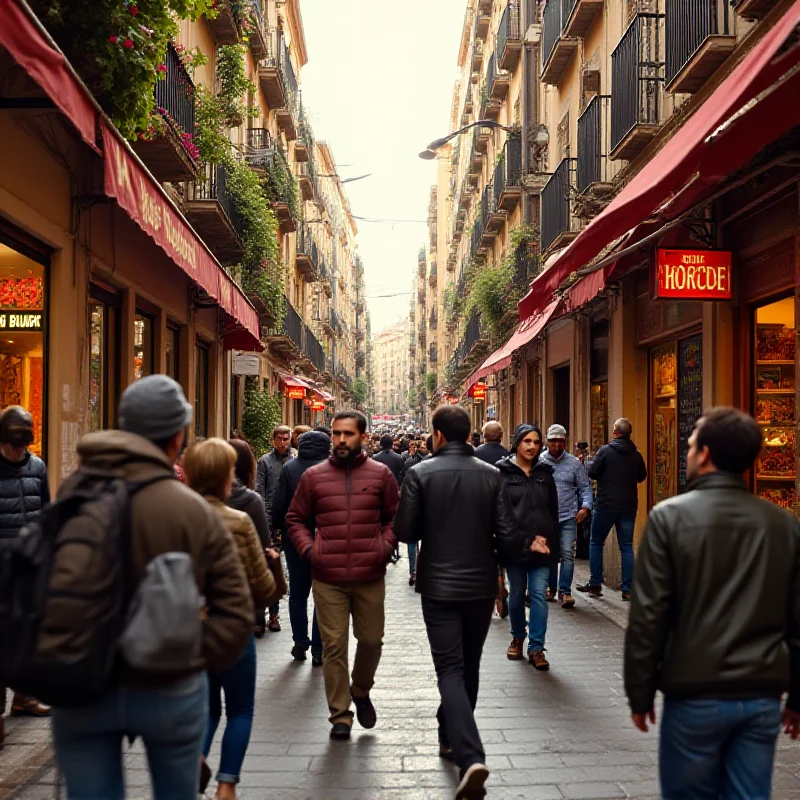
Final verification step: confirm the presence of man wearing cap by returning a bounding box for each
[0,406,52,742]
[51,376,253,800]
[539,424,593,609]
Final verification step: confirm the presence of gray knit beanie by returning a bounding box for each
[119,375,193,442]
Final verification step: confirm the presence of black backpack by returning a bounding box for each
[0,468,173,707]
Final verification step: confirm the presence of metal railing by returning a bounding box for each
[303,324,325,373]
[541,0,564,69]
[577,95,610,192]
[155,43,195,145]
[470,211,484,257]
[285,301,304,352]
[497,1,521,64]
[611,14,665,154]
[245,127,273,169]
[541,158,577,252]
[481,180,497,234]
[665,0,732,87]
[486,53,507,97]
[429,343,438,365]
[249,0,264,28]
[189,163,241,232]
[513,234,542,287]
[493,136,523,206]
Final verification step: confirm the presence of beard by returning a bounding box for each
[334,442,361,462]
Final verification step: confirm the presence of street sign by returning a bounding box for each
[232,353,261,375]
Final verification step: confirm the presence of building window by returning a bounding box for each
[133,311,154,380]
[166,324,180,381]
[195,342,209,437]
[88,285,121,432]
[590,320,609,454]
[0,243,46,455]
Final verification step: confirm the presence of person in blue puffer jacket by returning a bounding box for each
[0,405,52,742]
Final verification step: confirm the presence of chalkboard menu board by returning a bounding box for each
[678,335,703,493]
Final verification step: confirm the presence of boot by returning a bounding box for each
[10,694,51,717]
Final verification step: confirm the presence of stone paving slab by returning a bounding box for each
[4,557,800,798]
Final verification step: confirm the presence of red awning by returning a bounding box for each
[101,123,261,351]
[0,0,99,152]
[280,374,312,390]
[466,298,561,388]
[518,2,800,321]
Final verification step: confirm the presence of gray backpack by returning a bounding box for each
[120,552,202,672]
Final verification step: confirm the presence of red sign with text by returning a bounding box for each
[286,387,306,400]
[655,249,732,300]
[469,383,487,401]
[311,400,326,412]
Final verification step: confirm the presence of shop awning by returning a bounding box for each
[518,2,800,321]
[101,123,262,351]
[465,298,561,389]
[280,374,312,390]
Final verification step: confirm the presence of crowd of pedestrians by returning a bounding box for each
[0,382,798,800]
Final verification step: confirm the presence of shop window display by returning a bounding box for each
[753,296,796,511]
[133,312,153,380]
[0,244,45,456]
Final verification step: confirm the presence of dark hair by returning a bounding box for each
[314,424,332,436]
[432,405,471,443]
[333,410,368,434]
[229,438,257,489]
[273,425,291,438]
[380,434,394,450]
[426,435,433,452]
[695,407,762,474]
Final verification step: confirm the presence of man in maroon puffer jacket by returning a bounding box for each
[287,410,399,741]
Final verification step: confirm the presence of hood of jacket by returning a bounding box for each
[0,450,33,478]
[610,437,638,455]
[77,430,174,479]
[495,455,553,477]
[298,431,331,463]
[228,480,249,503]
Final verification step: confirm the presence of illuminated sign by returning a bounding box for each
[655,249,732,300]
[469,382,488,401]
[0,310,44,331]
[311,400,326,412]
[285,387,306,400]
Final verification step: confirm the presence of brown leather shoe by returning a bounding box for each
[506,637,524,660]
[267,614,281,632]
[561,594,576,609]
[10,695,51,717]
[529,650,550,671]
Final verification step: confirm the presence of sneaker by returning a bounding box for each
[329,722,351,741]
[529,650,550,671]
[312,652,324,667]
[455,763,489,800]
[576,582,603,597]
[268,614,281,632]
[351,690,377,729]
[409,572,416,587]
[10,696,50,717]
[506,637,524,661]
[291,644,307,662]
[561,594,576,609]
[622,591,631,602]
[546,587,557,602]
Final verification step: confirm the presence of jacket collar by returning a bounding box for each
[685,472,748,493]
[270,448,291,463]
[497,454,550,477]
[435,441,474,458]
[328,449,368,470]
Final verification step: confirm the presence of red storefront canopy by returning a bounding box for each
[518,2,800,322]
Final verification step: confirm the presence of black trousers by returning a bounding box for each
[421,595,494,770]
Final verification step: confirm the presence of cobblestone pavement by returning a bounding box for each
[4,560,800,799]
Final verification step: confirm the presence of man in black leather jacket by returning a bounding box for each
[395,405,520,800]
[625,407,800,800]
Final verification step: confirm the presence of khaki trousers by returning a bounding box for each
[312,578,385,725]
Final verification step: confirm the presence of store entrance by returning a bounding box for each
[552,365,570,433]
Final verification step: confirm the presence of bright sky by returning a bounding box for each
[298,0,465,333]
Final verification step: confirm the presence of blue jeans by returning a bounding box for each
[284,539,322,655]
[52,673,208,800]
[660,697,781,800]
[589,511,636,592]
[507,563,550,651]
[548,519,577,597]
[408,542,417,575]
[204,634,256,784]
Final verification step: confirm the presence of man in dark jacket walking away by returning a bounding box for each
[625,407,800,800]
[577,418,646,600]
[272,430,331,667]
[287,411,398,742]
[473,421,509,466]
[374,435,405,564]
[0,406,51,742]
[395,405,520,800]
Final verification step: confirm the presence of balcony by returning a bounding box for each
[297,159,318,202]
[512,232,542,288]
[493,136,523,213]
[487,54,510,102]
[429,343,438,365]
[732,0,779,20]
[295,226,319,282]
[264,148,298,233]
[260,31,299,138]
[429,263,438,288]
[429,308,438,331]
[245,127,274,172]
[207,2,239,45]
[498,1,523,71]
[319,259,333,297]
[610,14,665,161]
[541,0,579,86]
[475,122,491,153]
[563,0,604,39]
[258,56,285,110]
[470,211,487,258]
[475,8,491,41]
[665,0,735,94]
[243,0,268,59]
[263,298,304,358]
[575,95,616,217]
[472,39,485,73]
[481,181,506,245]
[456,311,489,369]
[185,163,244,262]
[132,43,198,182]
[303,324,326,374]
[541,158,579,254]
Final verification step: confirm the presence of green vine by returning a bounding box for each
[194,87,232,165]
[39,0,215,140]
[263,152,301,221]
[242,377,283,459]
[351,378,367,407]
[216,44,257,128]
[425,371,437,394]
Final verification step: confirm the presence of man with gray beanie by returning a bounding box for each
[51,375,253,800]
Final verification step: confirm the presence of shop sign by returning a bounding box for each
[655,249,732,300]
[285,387,306,400]
[0,309,44,331]
[469,382,487,401]
[303,398,313,407]
[232,353,261,376]
[311,400,326,412]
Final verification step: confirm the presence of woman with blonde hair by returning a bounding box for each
[183,438,281,799]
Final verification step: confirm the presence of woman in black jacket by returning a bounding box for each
[496,424,559,671]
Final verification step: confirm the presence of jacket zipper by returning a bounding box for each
[346,468,352,582]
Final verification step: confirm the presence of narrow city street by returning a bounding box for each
[2,562,798,800]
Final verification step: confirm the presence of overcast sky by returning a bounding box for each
[298,0,464,334]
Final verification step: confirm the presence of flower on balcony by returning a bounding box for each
[156,63,167,74]
[109,35,118,43]
[129,4,140,16]
[123,38,134,48]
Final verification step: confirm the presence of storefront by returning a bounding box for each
[589,319,609,454]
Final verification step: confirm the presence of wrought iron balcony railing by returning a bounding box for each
[541,158,578,253]
[497,1,522,71]
[156,43,195,144]
[576,95,611,192]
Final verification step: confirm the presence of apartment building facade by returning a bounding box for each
[0,0,368,484]
[372,321,411,416]
[421,0,800,581]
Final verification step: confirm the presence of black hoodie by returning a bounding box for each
[226,480,271,548]
[270,431,331,552]
[588,437,648,514]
